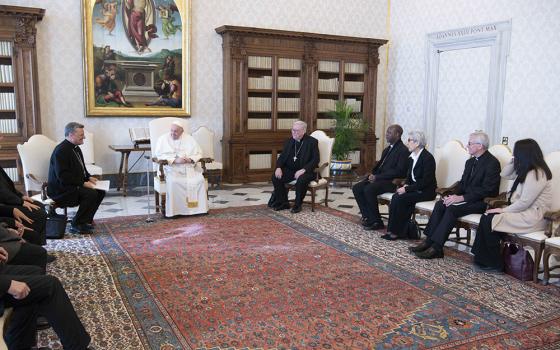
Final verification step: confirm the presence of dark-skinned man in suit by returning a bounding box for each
[352,124,409,230]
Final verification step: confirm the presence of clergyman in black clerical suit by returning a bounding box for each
[410,131,501,259]
[271,120,319,214]
[352,124,409,230]
[47,122,105,234]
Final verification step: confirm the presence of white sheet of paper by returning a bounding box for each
[93,180,110,192]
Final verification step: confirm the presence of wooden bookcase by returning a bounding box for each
[216,26,387,183]
[0,5,44,188]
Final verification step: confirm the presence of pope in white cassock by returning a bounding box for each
[154,121,209,217]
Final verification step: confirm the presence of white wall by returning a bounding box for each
[388,0,560,154]
[3,0,388,174]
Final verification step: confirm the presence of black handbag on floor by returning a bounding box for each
[46,213,67,239]
[503,242,534,281]
[405,219,421,240]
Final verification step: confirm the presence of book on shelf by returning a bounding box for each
[247,118,272,130]
[318,78,339,92]
[277,97,300,112]
[317,119,336,129]
[248,97,272,112]
[0,65,13,83]
[277,76,300,90]
[248,56,272,69]
[0,42,12,57]
[345,98,362,112]
[344,62,365,74]
[318,61,340,73]
[343,81,364,93]
[129,127,150,145]
[278,58,301,71]
[317,98,337,112]
[0,119,18,134]
[277,118,298,129]
[0,92,15,110]
[248,76,272,89]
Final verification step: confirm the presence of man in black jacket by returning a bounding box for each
[352,124,409,230]
[410,131,501,259]
[271,121,319,214]
[0,248,92,349]
[47,122,105,234]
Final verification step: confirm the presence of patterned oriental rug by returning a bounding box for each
[39,205,560,349]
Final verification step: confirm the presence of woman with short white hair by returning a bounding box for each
[383,131,437,240]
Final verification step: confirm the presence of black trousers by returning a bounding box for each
[2,265,91,350]
[424,199,487,250]
[387,190,435,238]
[8,243,48,272]
[352,179,395,224]
[471,213,505,268]
[16,201,47,245]
[56,187,105,226]
[271,169,315,206]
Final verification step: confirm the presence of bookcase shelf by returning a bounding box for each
[217,25,386,183]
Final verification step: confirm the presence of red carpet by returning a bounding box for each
[90,206,560,349]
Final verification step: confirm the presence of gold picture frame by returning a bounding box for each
[82,0,190,117]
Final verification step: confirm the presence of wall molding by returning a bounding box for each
[423,20,511,149]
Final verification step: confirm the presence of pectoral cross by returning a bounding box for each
[293,156,297,162]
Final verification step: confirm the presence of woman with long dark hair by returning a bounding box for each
[472,138,552,272]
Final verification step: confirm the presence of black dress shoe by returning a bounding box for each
[473,264,504,274]
[68,224,93,235]
[381,233,398,241]
[36,316,50,330]
[364,221,385,231]
[46,254,57,263]
[408,240,431,253]
[415,247,444,259]
[273,203,290,211]
[290,205,302,213]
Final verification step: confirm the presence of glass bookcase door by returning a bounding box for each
[276,57,301,130]
[247,55,273,131]
[0,40,17,135]
[316,60,340,130]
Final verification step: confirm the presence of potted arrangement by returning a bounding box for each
[328,100,368,171]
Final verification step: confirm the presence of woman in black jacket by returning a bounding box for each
[383,131,437,240]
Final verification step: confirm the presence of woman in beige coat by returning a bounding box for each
[472,138,552,272]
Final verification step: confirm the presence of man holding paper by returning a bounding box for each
[154,120,208,217]
[48,122,105,234]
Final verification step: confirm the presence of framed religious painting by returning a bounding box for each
[82,0,190,117]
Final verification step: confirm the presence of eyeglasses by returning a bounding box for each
[407,138,417,143]
[467,142,481,146]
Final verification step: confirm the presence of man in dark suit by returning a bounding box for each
[271,121,319,214]
[410,131,501,259]
[0,249,93,349]
[48,122,105,234]
[352,124,409,230]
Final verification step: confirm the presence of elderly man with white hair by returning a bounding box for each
[270,120,319,213]
[154,120,208,217]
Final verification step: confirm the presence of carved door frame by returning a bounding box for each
[423,20,511,149]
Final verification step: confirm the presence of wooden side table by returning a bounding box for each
[109,145,151,196]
